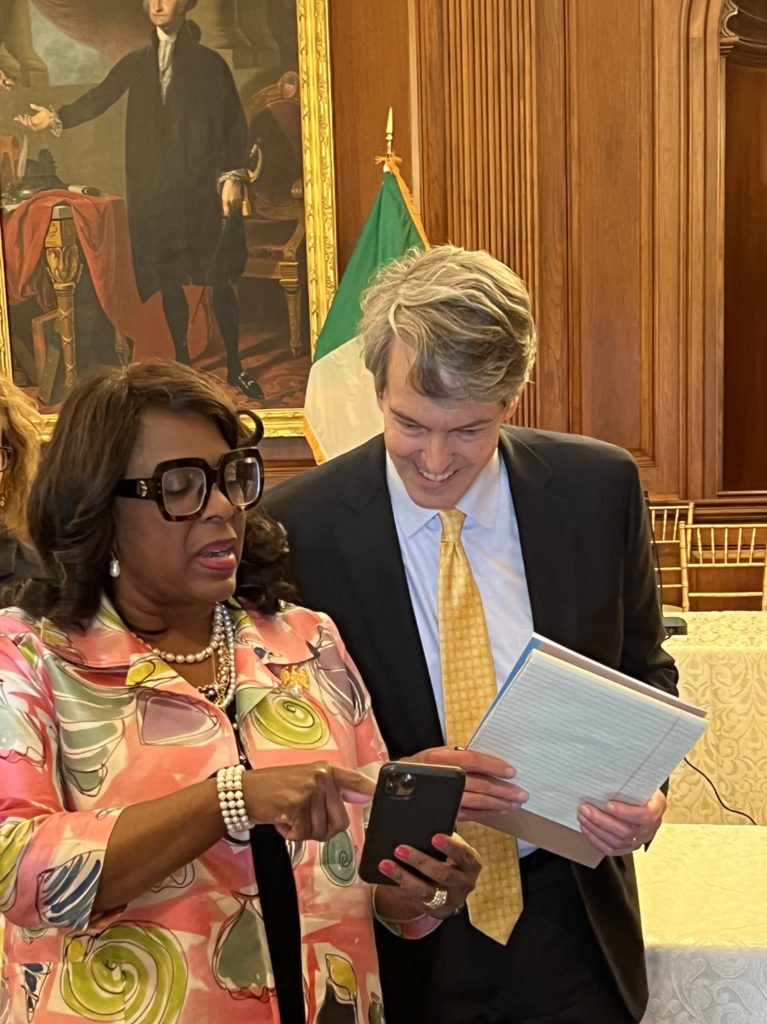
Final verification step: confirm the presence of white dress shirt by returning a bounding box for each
[387,448,537,854]
[157,26,179,101]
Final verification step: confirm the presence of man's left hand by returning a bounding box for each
[221,178,244,217]
[577,789,667,856]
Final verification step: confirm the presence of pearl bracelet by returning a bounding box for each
[216,765,256,838]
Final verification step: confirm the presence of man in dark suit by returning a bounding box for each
[263,245,677,1024]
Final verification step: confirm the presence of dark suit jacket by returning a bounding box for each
[262,426,678,1023]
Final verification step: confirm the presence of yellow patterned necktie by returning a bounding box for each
[438,508,523,944]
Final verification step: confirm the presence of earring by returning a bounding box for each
[109,553,120,578]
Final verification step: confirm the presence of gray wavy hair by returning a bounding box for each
[361,245,536,404]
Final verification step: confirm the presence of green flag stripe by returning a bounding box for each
[313,172,425,363]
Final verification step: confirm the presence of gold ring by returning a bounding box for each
[423,887,449,911]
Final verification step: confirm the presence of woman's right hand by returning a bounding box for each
[244,762,374,842]
[15,104,55,131]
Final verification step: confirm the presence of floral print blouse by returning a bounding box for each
[0,597,433,1023]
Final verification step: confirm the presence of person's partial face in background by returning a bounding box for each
[145,0,189,32]
[378,336,514,510]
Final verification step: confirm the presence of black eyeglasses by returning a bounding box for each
[114,447,264,521]
[0,446,13,472]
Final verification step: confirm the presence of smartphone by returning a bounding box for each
[359,762,466,885]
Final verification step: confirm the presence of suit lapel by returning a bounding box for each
[333,438,443,752]
[501,429,579,649]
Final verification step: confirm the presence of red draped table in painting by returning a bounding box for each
[2,190,175,402]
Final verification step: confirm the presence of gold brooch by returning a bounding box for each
[277,666,310,696]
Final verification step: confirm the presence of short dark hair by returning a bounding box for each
[21,360,292,627]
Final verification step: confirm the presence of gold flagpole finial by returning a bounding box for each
[385,107,393,158]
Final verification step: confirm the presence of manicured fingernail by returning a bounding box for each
[379,860,395,876]
[432,834,447,849]
[394,845,409,860]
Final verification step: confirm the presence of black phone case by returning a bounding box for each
[359,762,465,885]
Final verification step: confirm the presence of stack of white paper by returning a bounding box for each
[467,635,706,862]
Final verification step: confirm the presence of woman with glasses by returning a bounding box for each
[0,361,478,1024]
[0,376,41,586]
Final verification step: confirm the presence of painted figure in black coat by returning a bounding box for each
[16,0,262,400]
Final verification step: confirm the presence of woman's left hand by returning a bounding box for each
[373,832,481,922]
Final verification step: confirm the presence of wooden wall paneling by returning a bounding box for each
[412,0,540,427]
[529,0,683,496]
[529,0,733,501]
[328,0,414,275]
[408,0,447,241]
[683,0,709,499]
[533,0,570,434]
[683,0,729,499]
[722,63,767,491]
[566,0,655,462]
[721,4,767,492]
[651,0,688,499]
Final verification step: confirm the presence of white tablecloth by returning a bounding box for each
[664,612,767,825]
[637,824,767,1023]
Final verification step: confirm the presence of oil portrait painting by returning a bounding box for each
[0,0,335,435]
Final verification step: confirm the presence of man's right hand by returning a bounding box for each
[405,747,528,821]
[15,103,55,131]
[244,761,374,843]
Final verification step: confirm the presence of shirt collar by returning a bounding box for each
[386,448,503,538]
[38,594,256,673]
[156,25,180,44]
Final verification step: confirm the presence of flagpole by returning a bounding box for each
[385,107,393,158]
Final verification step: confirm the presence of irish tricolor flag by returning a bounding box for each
[303,157,428,462]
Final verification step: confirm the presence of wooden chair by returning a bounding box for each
[648,502,694,609]
[679,522,767,612]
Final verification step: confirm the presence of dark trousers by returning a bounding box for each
[161,282,241,381]
[377,851,636,1024]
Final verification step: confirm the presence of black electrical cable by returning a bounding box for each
[682,757,758,826]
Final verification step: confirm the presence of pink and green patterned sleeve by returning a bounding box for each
[0,631,123,931]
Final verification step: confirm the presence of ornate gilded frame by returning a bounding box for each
[0,0,336,440]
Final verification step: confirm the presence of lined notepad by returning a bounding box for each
[468,635,706,834]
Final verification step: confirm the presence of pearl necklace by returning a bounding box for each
[145,603,225,664]
[135,603,237,710]
[199,607,236,710]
